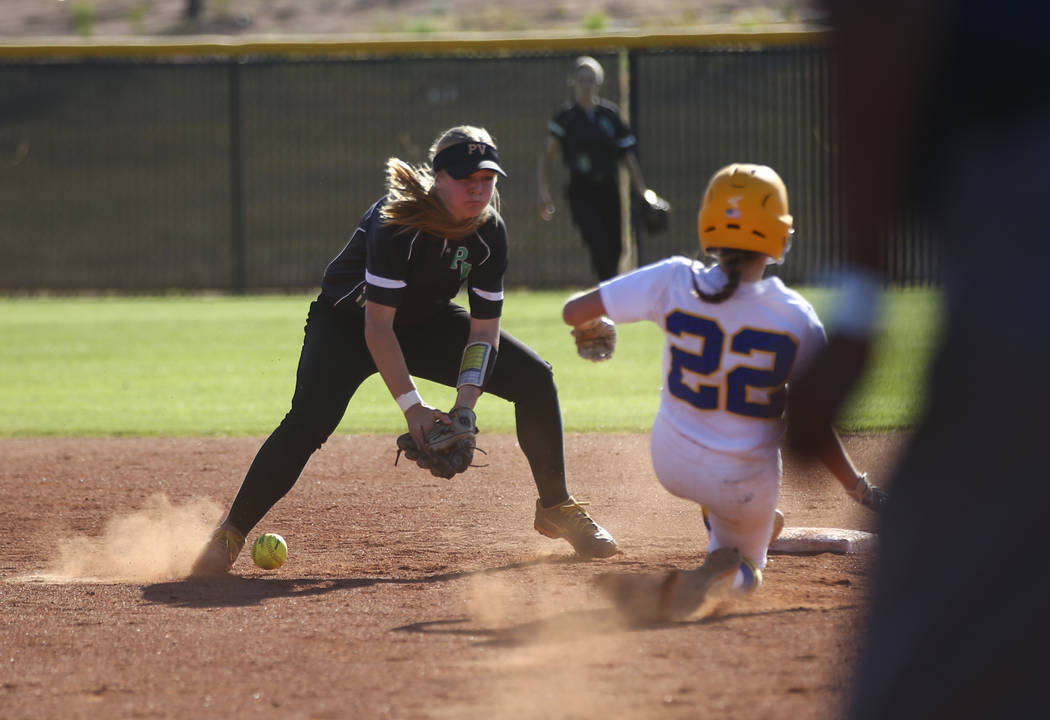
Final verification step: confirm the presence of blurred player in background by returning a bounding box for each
[190,125,618,577]
[788,1,1050,716]
[537,55,667,281]
[563,163,883,621]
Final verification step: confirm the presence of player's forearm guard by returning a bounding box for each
[457,342,496,389]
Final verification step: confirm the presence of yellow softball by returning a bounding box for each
[251,532,288,570]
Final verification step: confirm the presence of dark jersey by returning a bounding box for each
[321,198,508,326]
[548,99,637,185]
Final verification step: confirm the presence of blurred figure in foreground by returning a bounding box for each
[788,1,1050,717]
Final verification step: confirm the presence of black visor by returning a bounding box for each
[432,142,507,179]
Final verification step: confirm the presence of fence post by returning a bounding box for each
[615,49,640,274]
[228,60,246,294]
[627,48,642,268]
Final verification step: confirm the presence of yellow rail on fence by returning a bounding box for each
[0,27,828,60]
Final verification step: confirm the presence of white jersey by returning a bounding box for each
[599,256,826,459]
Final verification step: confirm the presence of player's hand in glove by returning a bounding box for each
[642,189,671,234]
[572,317,617,361]
[846,473,888,512]
[396,406,478,479]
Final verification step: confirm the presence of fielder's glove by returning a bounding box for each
[846,473,888,512]
[572,317,617,362]
[395,406,478,479]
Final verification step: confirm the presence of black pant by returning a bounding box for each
[567,178,622,282]
[225,295,571,534]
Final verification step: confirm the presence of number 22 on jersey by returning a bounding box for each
[665,310,798,419]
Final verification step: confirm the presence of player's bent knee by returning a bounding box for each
[278,411,340,454]
[495,357,557,402]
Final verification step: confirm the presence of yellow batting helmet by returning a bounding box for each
[697,164,794,263]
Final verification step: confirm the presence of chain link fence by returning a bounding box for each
[0,34,938,292]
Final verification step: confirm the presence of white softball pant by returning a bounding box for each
[649,413,781,571]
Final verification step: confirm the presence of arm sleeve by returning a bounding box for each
[364,222,416,308]
[548,107,568,139]
[790,305,829,380]
[598,258,676,324]
[608,106,638,154]
[466,217,508,319]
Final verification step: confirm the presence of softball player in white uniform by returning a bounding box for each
[564,163,885,619]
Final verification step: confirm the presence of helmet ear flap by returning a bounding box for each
[772,227,796,265]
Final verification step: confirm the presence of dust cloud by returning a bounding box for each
[41,493,222,583]
[461,562,636,717]
[458,557,742,717]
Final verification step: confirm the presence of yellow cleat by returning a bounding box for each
[188,523,245,578]
[534,496,619,559]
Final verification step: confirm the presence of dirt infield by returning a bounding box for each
[0,432,905,719]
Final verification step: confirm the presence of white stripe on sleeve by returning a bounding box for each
[471,287,504,302]
[365,270,407,289]
[474,232,492,264]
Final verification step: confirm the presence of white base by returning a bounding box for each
[769,527,877,555]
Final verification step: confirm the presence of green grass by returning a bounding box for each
[0,288,940,437]
[803,287,941,430]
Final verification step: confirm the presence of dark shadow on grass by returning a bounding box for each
[141,553,586,608]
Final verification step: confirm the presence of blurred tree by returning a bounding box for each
[185,0,202,20]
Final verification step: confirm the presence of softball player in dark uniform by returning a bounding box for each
[538,56,659,281]
[191,125,618,576]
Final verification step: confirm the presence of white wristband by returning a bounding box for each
[395,389,422,413]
